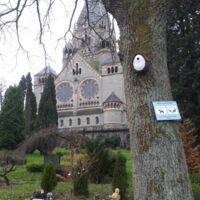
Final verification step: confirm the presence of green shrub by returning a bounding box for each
[104,136,121,148]
[26,163,44,172]
[41,162,57,193]
[73,172,89,196]
[52,147,68,157]
[112,153,128,200]
[192,183,200,200]
[85,139,115,183]
[191,174,200,184]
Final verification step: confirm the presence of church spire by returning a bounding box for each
[72,0,116,53]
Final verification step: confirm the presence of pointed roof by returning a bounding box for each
[77,0,107,28]
[35,65,57,76]
[103,92,123,104]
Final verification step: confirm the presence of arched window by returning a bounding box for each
[60,120,64,127]
[86,117,90,125]
[78,118,81,125]
[106,41,110,47]
[102,40,106,48]
[72,69,76,75]
[69,119,72,126]
[111,67,114,73]
[107,68,110,74]
[64,48,68,55]
[95,117,99,124]
[115,66,118,73]
[79,68,82,74]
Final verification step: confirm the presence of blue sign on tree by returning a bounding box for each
[152,101,181,121]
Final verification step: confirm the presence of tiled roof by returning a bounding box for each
[103,92,123,104]
[35,65,57,76]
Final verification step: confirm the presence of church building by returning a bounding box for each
[34,0,129,145]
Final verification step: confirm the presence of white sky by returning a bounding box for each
[0,0,85,89]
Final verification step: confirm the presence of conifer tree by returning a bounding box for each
[18,75,27,102]
[0,86,25,149]
[168,0,200,141]
[112,153,128,200]
[37,75,58,128]
[41,162,57,193]
[24,73,37,136]
[73,172,89,196]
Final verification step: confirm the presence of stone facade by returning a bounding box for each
[34,0,129,146]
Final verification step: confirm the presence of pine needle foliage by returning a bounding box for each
[72,160,89,196]
[38,75,58,129]
[41,162,57,193]
[112,152,128,200]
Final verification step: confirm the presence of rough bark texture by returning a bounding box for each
[102,0,193,199]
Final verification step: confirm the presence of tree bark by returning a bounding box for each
[102,0,193,199]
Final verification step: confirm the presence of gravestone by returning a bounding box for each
[44,154,60,169]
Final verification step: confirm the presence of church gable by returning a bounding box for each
[55,53,100,85]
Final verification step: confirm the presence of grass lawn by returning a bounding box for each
[0,148,133,200]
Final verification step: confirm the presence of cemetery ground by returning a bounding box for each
[0,148,133,200]
[1,147,200,200]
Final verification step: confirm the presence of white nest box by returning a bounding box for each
[132,54,149,74]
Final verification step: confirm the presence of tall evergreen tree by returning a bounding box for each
[24,73,37,136]
[0,86,25,149]
[167,0,200,140]
[37,75,58,128]
[18,75,27,102]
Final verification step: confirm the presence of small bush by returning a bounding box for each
[26,163,44,172]
[41,162,57,193]
[85,139,116,183]
[73,172,89,196]
[192,183,200,200]
[112,153,128,200]
[52,147,68,157]
[72,161,89,196]
[191,174,200,184]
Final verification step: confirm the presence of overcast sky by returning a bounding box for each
[0,0,84,89]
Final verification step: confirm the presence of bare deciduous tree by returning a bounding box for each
[0,150,23,185]
[16,128,85,155]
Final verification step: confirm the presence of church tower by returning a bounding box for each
[34,65,57,109]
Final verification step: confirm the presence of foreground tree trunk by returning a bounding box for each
[103,0,193,199]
